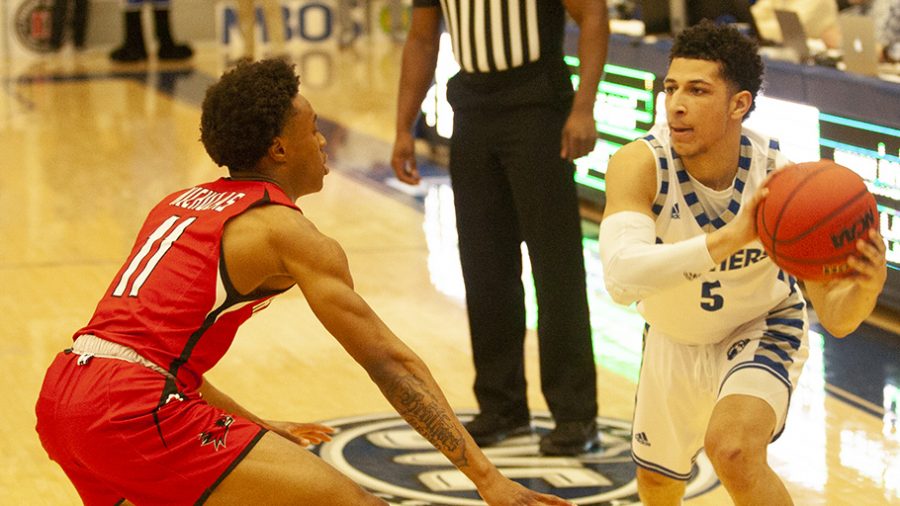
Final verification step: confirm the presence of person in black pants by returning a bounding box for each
[109,0,193,62]
[50,0,89,51]
[391,0,608,455]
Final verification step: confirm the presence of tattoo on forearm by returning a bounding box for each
[387,375,469,468]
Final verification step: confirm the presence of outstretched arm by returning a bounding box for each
[255,205,571,506]
[198,378,335,447]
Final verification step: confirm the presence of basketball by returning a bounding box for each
[756,160,879,281]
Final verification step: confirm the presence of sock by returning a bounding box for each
[153,8,193,59]
[122,10,145,51]
[153,8,177,47]
[110,9,147,60]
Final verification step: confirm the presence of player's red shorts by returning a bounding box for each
[35,350,266,505]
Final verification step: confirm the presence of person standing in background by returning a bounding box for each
[391,0,609,456]
[836,0,900,61]
[237,0,287,60]
[109,0,193,62]
[50,0,89,51]
[869,0,900,61]
[750,0,843,49]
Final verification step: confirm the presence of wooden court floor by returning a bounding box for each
[1,41,898,505]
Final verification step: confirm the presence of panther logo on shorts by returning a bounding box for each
[311,412,719,505]
[198,414,234,451]
[727,338,751,360]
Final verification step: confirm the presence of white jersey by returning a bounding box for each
[637,124,805,345]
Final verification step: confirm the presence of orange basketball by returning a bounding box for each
[756,160,878,281]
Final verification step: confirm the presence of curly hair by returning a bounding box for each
[670,20,764,116]
[200,59,300,171]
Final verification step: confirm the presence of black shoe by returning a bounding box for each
[464,413,532,447]
[540,419,600,456]
[110,45,147,62]
[158,43,193,61]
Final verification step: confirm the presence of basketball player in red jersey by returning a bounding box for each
[35,59,573,506]
[599,21,887,506]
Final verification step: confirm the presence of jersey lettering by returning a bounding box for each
[169,187,246,212]
[714,248,768,272]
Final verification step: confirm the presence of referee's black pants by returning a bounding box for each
[448,101,598,424]
[51,0,89,48]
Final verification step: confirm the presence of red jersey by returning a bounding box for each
[77,178,298,392]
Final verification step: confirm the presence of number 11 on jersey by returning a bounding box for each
[113,216,196,298]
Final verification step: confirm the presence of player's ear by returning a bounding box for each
[268,136,287,161]
[730,90,752,119]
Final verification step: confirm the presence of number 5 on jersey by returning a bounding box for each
[700,280,724,311]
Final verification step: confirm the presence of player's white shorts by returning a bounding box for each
[631,293,810,480]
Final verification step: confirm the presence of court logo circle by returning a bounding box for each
[311,412,719,505]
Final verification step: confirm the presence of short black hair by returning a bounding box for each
[200,59,300,171]
[670,20,764,116]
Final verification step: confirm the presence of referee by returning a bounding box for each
[391,0,608,456]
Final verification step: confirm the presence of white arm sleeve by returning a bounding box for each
[598,211,716,306]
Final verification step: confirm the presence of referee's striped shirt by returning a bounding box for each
[414,0,566,74]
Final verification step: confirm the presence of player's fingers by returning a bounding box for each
[287,424,333,438]
[846,258,884,292]
[738,187,767,221]
[867,228,887,255]
[301,422,336,433]
[307,430,333,443]
[846,254,871,275]
[846,251,884,285]
[752,186,769,204]
[856,236,885,265]
[537,492,575,505]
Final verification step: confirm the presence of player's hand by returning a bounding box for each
[478,475,574,505]
[263,420,335,447]
[804,228,887,338]
[726,181,770,249]
[845,228,888,292]
[560,108,597,161]
[391,131,421,185]
[707,178,772,263]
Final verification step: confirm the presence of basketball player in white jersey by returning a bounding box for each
[598,21,887,505]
